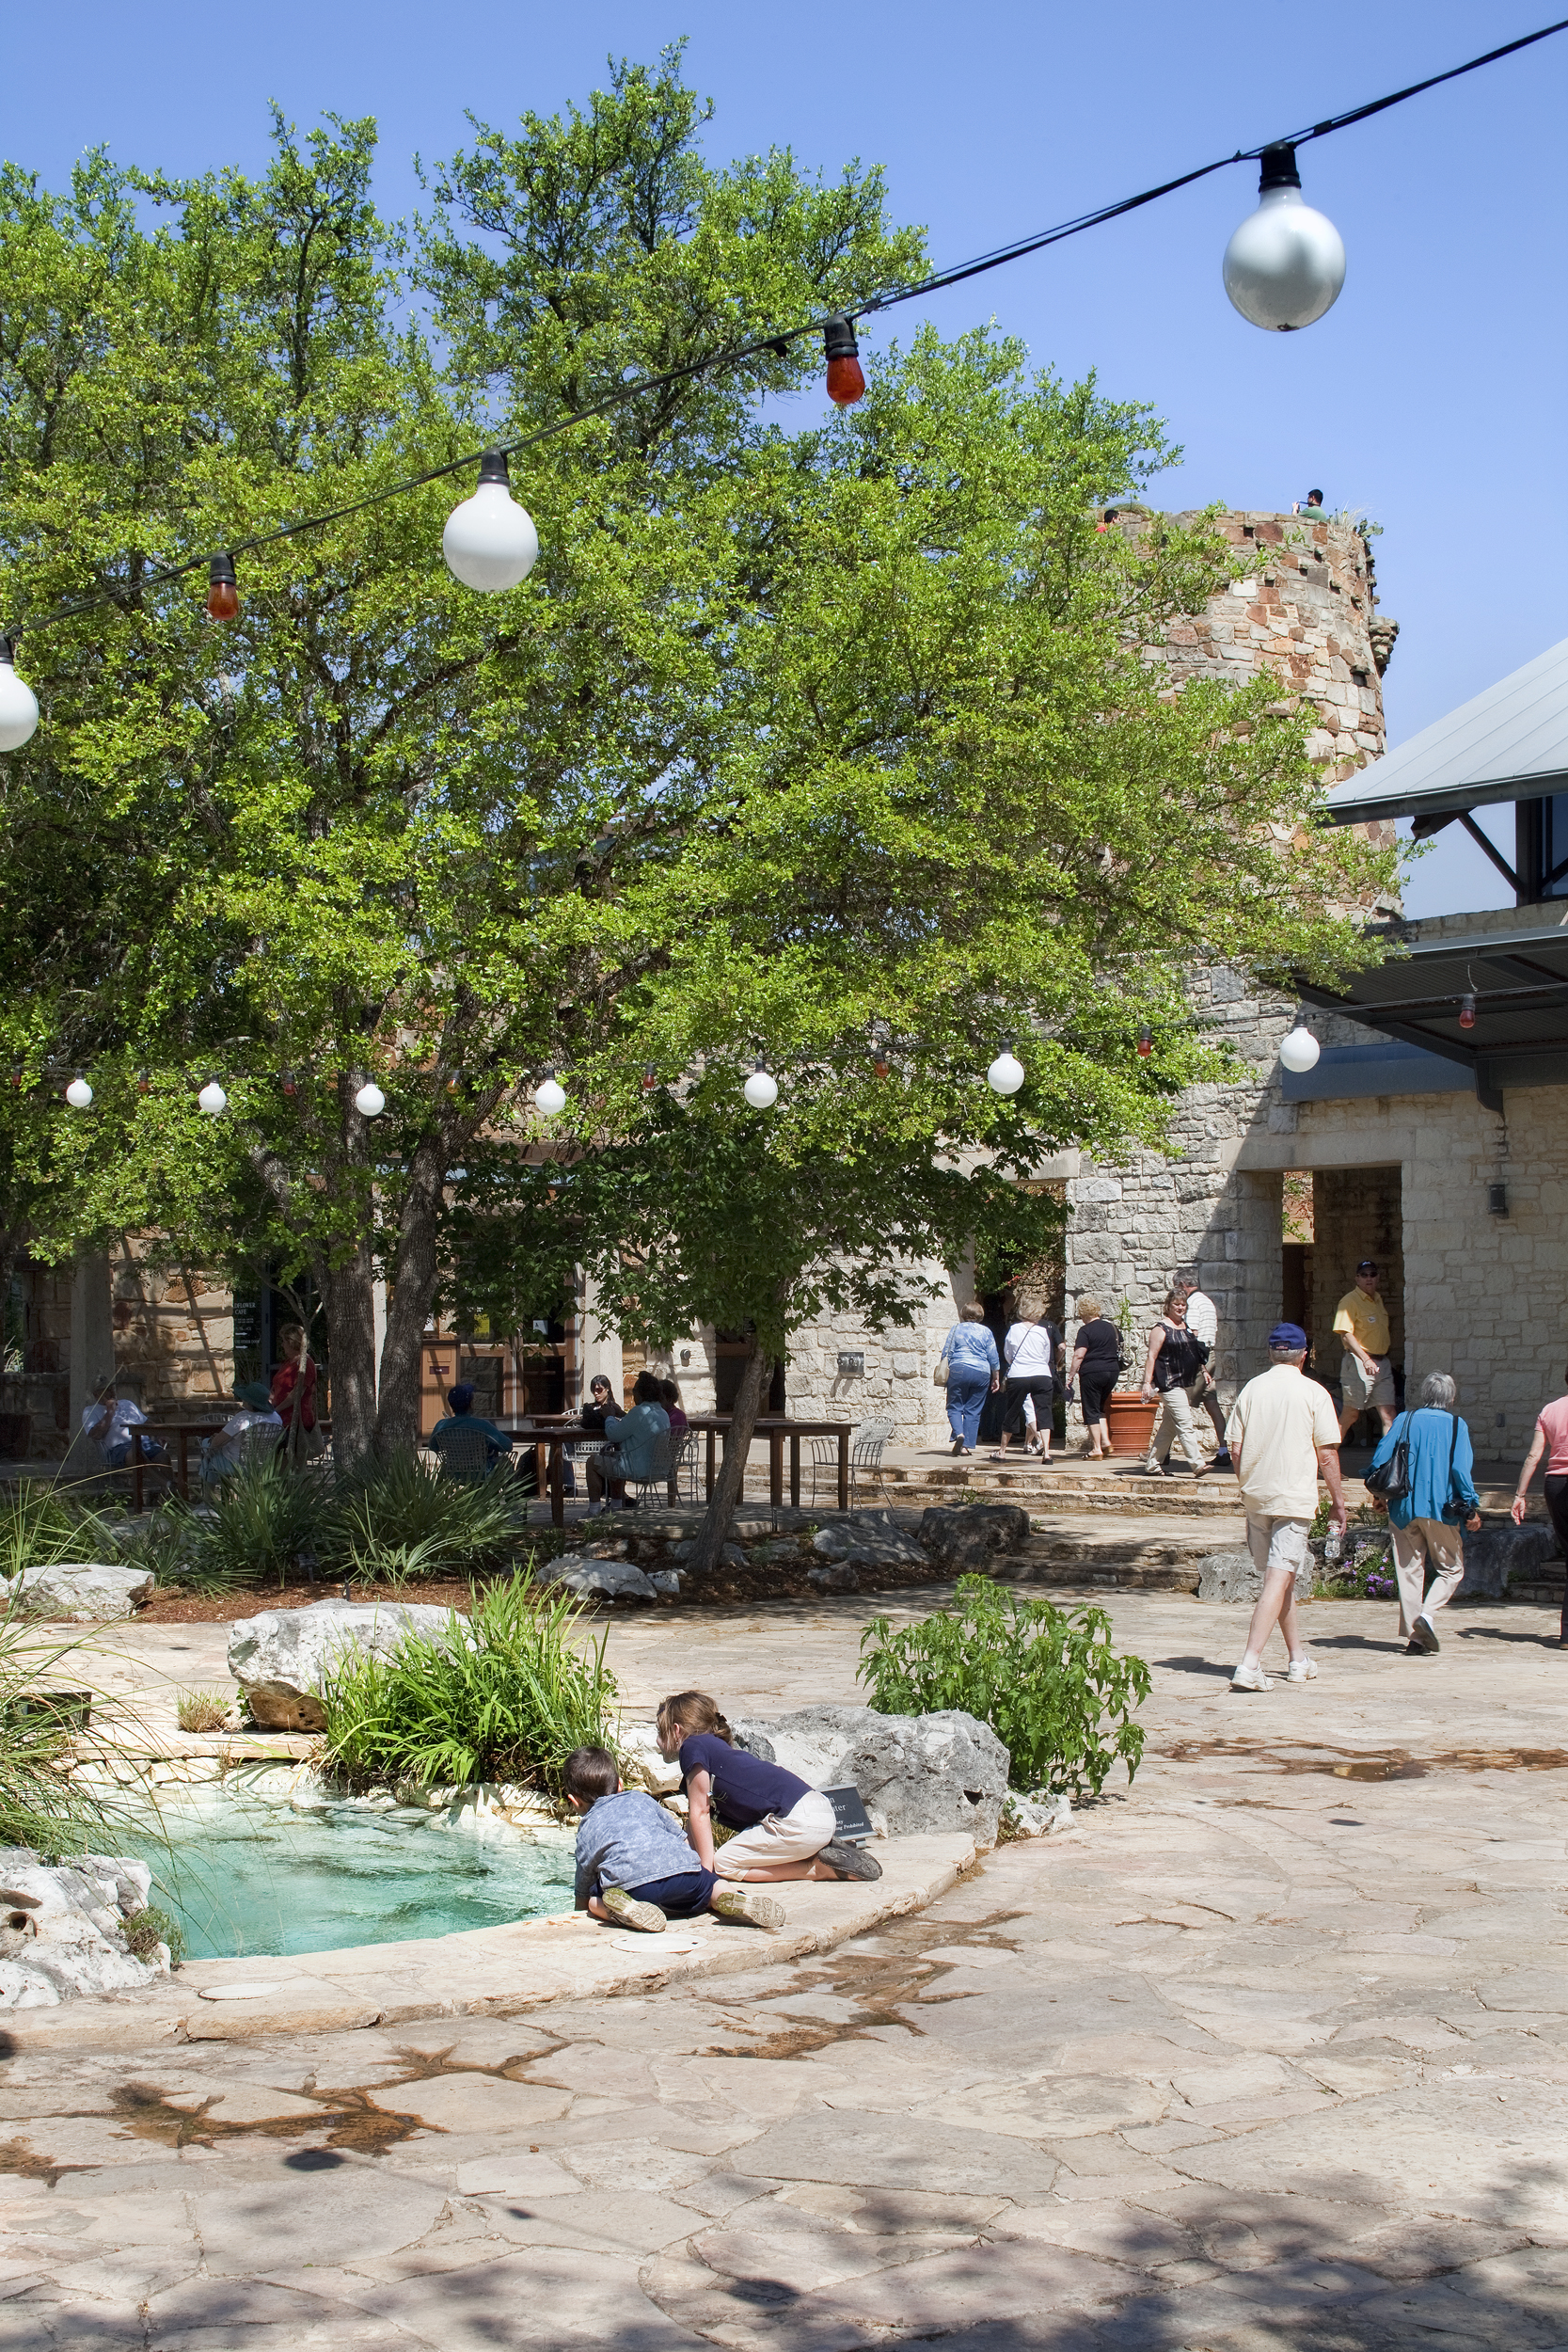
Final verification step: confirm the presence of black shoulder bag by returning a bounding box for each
[1363,1410,1412,1502]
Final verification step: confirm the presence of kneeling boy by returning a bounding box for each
[563,1745,784,1934]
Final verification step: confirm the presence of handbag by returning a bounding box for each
[933,1353,951,1388]
[1363,1411,1411,1501]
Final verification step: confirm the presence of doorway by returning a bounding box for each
[1295,1166,1405,1430]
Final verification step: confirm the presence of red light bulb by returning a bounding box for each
[280,1068,296,1097]
[824,314,865,406]
[136,1070,150,1095]
[873,1055,890,1080]
[206,553,239,623]
[1136,1026,1153,1058]
[642,1064,658,1091]
[1459,993,1477,1030]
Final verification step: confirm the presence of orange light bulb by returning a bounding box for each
[1459,993,1477,1030]
[824,314,865,406]
[206,554,239,623]
[1136,1026,1153,1058]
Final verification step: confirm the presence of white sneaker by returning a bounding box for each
[1285,1656,1318,1682]
[1230,1660,1274,1692]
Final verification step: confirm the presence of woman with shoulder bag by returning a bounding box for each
[1367,1371,1481,1654]
[937,1303,1001,1457]
[1139,1291,1210,1479]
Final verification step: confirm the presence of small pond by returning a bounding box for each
[138,1787,576,1961]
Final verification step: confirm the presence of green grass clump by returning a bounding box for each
[858,1575,1152,1801]
[0,1598,142,1853]
[121,1904,185,1967]
[317,1569,615,1796]
[0,1483,117,1581]
[321,1449,520,1586]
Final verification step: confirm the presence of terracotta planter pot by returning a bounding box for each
[1104,1391,1159,1458]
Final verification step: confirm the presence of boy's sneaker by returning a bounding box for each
[711,1888,785,1931]
[601,1887,666,1934]
[819,1840,882,1882]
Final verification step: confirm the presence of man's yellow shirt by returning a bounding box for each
[1333,1288,1390,1357]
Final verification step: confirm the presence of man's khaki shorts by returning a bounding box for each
[1244,1515,1313,1580]
[1340,1351,1395,1414]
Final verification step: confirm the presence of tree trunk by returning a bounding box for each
[685,1342,770,1579]
[372,1130,453,1455]
[325,1243,377,1466]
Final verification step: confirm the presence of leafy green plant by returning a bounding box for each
[0,1484,116,1581]
[320,1451,521,1585]
[0,1599,144,1852]
[317,1570,616,1796]
[858,1576,1152,1800]
[121,1904,185,1967]
[176,1458,323,1591]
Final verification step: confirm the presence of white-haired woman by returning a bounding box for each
[1367,1370,1482,1655]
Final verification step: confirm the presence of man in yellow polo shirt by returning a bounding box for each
[1334,1259,1396,1438]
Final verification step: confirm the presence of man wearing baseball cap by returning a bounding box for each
[1333,1261,1397,1440]
[1224,1322,1347,1692]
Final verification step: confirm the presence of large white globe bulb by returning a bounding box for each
[743,1068,779,1110]
[1279,1025,1321,1073]
[65,1076,93,1109]
[987,1051,1025,1097]
[1223,147,1345,332]
[535,1076,566,1118]
[355,1082,386,1118]
[0,646,40,752]
[198,1080,228,1115]
[443,453,539,593]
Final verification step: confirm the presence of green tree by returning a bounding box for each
[0,52,1392,1484]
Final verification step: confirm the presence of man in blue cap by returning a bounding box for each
[1224,1323,1346,1692]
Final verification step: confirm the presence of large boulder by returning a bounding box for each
[918,1503,1032,1570]
[228,1598,458,1731]
[840,1709,1009,1846]
[732,1701,1009,1847]
[1460,1522,1563,1599]
[812,1518,927,1570]
[0,1847,166,2007]
[1196,1549,1261,1604]
[14,1561,153,1621]
[552,1558,659,1604]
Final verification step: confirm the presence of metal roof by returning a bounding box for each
[1297,911,1568,1108]
[1325,634,1568,826]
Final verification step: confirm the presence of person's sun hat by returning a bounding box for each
[1267,1322,1308,1351]
[233,1380,272,1409]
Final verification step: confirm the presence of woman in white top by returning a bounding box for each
[993,1315,1054,1461]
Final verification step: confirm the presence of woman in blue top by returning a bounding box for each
[1367,1371,1482,1655]
[941,1302,1001,1455]
[656,1692,881,1883]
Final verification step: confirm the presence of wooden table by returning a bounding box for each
[127,1418,333,1511]
[499,1414,853,1527]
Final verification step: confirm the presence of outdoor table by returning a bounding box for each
[498,1414,854,1527]
[128,1417,334,1511]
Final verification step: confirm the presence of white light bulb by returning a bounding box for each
[198,1080,228,1115]
[1278,1025,1321,1073]
[987,1050,1025,1097]
[443,451,539,592]
[354,1081,386,1118]
[743,1065,779,1110]
[0,643,40,752]
[1223,145,1345,332]
[65,1075,92,1109]
[535,1075,566,1118]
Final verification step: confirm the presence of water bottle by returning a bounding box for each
[1323,1532,1342,1563]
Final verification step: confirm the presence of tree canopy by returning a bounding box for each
[0,49,1393,1473]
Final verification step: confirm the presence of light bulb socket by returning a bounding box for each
[208,553,237,589]
[824,314,860,361]
[1257,143,1301,195]
[477,449,511,487]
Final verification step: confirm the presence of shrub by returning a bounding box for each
[177,1458,323,1590]
[317,1569,616,1796]
[175,1688,231,1734]
[0,1484,116,1581]
[319,1450,521,1584]
[858,1576,1152,1801]
[121,1904,185,1967]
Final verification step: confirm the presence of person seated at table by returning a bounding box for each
[429,1382,515,1474]
[199,1381,282,1487]
[580,1373,618,1432]
[659,1378,689,1432]
[587,1371,670,1512]
[81,1375,167,1470]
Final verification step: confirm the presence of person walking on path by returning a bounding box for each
[1510,1367,1568,1646]
[1069,1295,1120,1458]
[1226,1321,1346,1691]
[1180,1276,1231,1469]
[1140,1292,1211,1478]
[1368,1372,1481,1655]
[940,1303,1000,1456]
[994,1312,1053,1461]
[1334,1260,1397,1439]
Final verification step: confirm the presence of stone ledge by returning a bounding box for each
[0,1831,977,2056]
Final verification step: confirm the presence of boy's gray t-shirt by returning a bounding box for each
[574,1788,702,1901]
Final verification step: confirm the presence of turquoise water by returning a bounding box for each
[139,1790,576,1960]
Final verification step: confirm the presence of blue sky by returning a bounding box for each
[6,0,1561,916]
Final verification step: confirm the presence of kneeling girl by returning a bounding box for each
[657,1692,880,1883]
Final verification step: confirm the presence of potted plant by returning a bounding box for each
[1104,1295,1159,1457]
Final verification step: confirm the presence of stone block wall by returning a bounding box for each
[784,1260,964,1445]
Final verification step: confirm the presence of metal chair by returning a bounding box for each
[663,1428,701,1504]
[429,1422,502,1485]
[626,1433,677,1511]
[198,1419,281,1491]
[808,1418,894,1506]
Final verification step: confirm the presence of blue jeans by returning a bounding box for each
[946,1370,990,1449]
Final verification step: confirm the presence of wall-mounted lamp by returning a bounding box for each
[1487,1182,1509,1217]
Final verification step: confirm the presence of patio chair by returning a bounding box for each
[429,1422,503,1486]
[808,1418,895,1507]
[663,1428,701,1505]
[626,1433,676,1512]
[198,1419,281,1491]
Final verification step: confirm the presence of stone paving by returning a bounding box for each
[3,1587,1567,2348]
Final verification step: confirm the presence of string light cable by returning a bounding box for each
[0,13,1561,693]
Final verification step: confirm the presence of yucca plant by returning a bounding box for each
[176,1458,323,1591]
[317,1569,615,1795]
[320,1449,520,1584]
